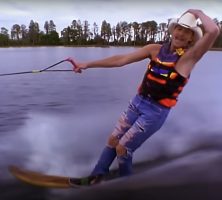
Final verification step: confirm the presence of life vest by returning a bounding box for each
[138,42,188,108]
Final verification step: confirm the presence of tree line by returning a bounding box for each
[0,18,222,47]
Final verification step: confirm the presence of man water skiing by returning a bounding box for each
[67,9,219,185]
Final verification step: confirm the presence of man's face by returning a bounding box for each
[172,25,194,48]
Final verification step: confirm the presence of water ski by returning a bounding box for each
[8,165,119,188]
[8,159,162,188]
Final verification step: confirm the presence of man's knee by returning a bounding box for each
[116,144,127,156]
[107,135,119,148]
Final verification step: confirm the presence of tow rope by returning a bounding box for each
[0,59,74,76]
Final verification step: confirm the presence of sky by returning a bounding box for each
[0,0,222,34]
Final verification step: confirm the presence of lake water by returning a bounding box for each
[0,46,222,200]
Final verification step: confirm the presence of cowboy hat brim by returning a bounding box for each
[168,12,203,42]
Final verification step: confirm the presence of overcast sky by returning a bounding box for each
[0,0,221,34]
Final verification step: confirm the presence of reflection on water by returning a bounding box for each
[0,47,222,199]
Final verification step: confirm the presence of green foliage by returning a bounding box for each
[1,18,222,47]
[39,31,60,45]
[0,33,9,46]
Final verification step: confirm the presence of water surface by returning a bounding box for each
[0,47,222,200]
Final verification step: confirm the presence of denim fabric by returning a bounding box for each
[91,94,170,177]
[117,150,133,176]
[112,94,170,153]
[90,146,116,176]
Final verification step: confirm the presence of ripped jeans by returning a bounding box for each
[91,94,170,177]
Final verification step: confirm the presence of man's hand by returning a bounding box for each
[66,57,82,73]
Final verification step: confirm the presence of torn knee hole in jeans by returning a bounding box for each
[116,144,127,156]
[107,135,119,147]
[118,116,130,129]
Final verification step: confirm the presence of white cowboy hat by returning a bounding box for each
[168,12,203,42]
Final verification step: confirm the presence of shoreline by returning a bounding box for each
[1,45,222,51]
